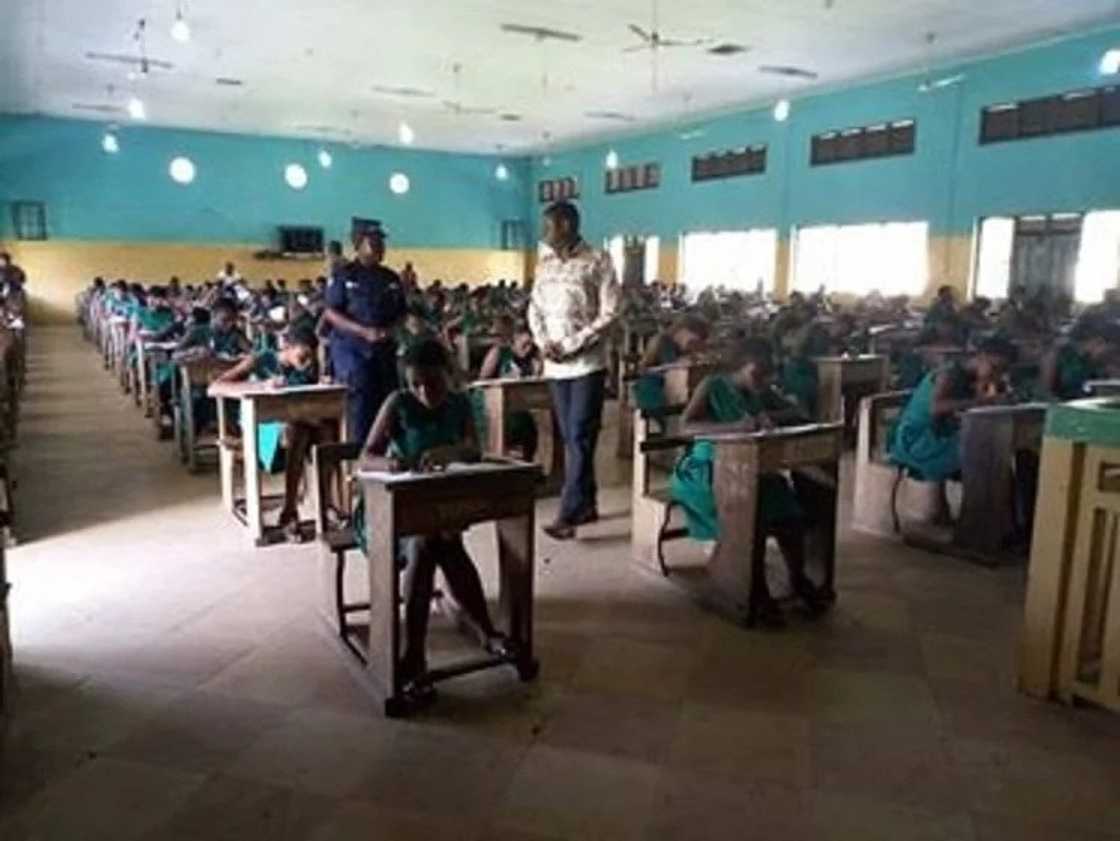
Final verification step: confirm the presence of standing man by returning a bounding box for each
[529,201,621,541]
[216,261,241,287]
[323,219,405,443]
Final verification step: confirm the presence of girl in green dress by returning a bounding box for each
[670,338,826,625]
[215,324,326,539]
[1038,318,1120,401]
[361,339,510,694]
[889,336,1019,482]
[476,315,543,461]
[774,298,831,418]
[633,314,711,419]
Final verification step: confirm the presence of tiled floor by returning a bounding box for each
[2,327,1120,841]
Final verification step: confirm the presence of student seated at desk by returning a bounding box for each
[670,339,827,627]
[633,314,711,418]
[1038,317,1120,401]
[177,298,252,358]
[214,324,325,539]
[476,314,543,460]
[774,296,830,417]
[889,336,1018,484]
[361,338,511,696]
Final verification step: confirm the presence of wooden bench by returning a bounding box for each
[174,356,239,472]
[631,405,691,574]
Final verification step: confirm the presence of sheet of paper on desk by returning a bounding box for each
[358,462,513,483]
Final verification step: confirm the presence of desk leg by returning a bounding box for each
[185,381,200,473]
[484,389,505,457]
[365,486,401,714]
[241,400,264,544]
[709,445,760,623]
[217,398,235,511]
[497,512,538,680]
[956,421,1014,561]
[137,345,150,415]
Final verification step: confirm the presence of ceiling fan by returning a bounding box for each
[624,0,711,92]
[442,63,497,116]
[500,23,582,43]
[917,33,966,93]
[85,18,173,77]
[71,85,126,116]
[758,64,818,81]
[371,85,436,99]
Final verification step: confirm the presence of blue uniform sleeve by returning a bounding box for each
[325,268,348,311]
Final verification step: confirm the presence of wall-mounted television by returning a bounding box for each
[278,225,324,254]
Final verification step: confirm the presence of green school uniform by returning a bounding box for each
[888,363,972,481]
[1051,344,1098,401]
[249,350,317,473]
[669,375,803,541]
[779,326,830,418]
[469,346,539,455]
[354,390,473,552]
[634,335,681,416]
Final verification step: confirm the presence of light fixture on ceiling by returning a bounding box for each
[495,162,510,181]
[398,122,415,145]
[1101,48,1120,75]
[102,131,120,154]
[605,149,620,170]
[127,96,146,120]
[773,99,791,122]
[170,3,191,43]
[317,148,332,168]
[389,172,410,195]
[169,156,195,184]
[285,163,308,190]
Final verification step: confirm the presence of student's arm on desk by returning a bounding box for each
[213,355,255,384]
[361,393,406,473]
[478,344,502,380]
[679,376,758,436]
[637,332,667,373]
[930,369,1007,420]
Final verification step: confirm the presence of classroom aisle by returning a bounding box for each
[3,327,1120,841]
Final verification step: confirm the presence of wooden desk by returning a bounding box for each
[471,377,563,495]
[954,403,1046,563]
[813,355,889,424]
[1085,379,1120,397]
[644,423,842,625]
[346,461,541,716]
[867,325,921,356]
[108,318,130,391]
[208,381,348,546]
[176,357,239,472]
[135,339,178,421]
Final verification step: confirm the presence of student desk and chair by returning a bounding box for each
[632,411,842,626]
[617,360,718,458]
[208,380,348,546]
[325,460,541,717]
[174,356,240,472]
[471,376,564,495]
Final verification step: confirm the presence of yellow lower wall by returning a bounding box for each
[1,240,529,324]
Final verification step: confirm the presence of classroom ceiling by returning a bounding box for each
[1,0,1118,154]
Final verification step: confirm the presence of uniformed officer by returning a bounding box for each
[323,219,406,443]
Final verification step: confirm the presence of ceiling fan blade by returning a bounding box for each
[657,37,711,49]
[71,103,124,114]
[628,24,652,42]
[622,43,649,53]
[84,51,174,70]
[758,64,818,80]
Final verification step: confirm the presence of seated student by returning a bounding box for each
[633,314,711,419]
[360,339,511,695]
[889,335,1018,484]
[475,314,543,461]
[177,298,251,358]
[214,324,325,538]
[670,339,827,626]
[1039,317,1120,401]
[774,298,831,418]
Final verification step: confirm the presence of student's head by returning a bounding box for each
[1072,317,1120,362]
[493,313,516,342]
[512,322,536,357]
[93,277,105,289]
[973,335,1018,382]
[277,279,287,290]
[191,306,211,326]
[541,201,580,251]
[403,305,428,336]
[936,285,956,305]
[147,286,169,308]
[281,324,319,369]
[402,339,452,409]
[729,338,776,388]
[224,261,235,275]
[212,299,238,332]
[669,314,711,355]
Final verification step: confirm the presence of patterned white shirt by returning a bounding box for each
[528,240,622,380]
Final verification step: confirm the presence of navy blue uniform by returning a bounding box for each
[325,260,405,442]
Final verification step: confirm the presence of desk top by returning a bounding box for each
[207,381,347,399]
[812,354,886,365]
[471,376,551,389]
[965,402,1048,418]
[139,340,179,351]
[700,422,843,445]
[357,459,539,487]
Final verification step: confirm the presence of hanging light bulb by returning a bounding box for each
[1101,48,1120,75]
[495,162,510,181]
[398,122,415,145]
[170,9,191,43]
[101,131,119,154]
[773,99,791,122]
[605,149,619,170]
[127,96,146,120]
[317,148,332,168]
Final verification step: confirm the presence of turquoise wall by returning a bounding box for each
[0,116,529,248]
[528,25,1120,243]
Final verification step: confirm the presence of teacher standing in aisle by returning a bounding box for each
[529,201,621,541]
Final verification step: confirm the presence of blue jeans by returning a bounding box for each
[549,370,606,523]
